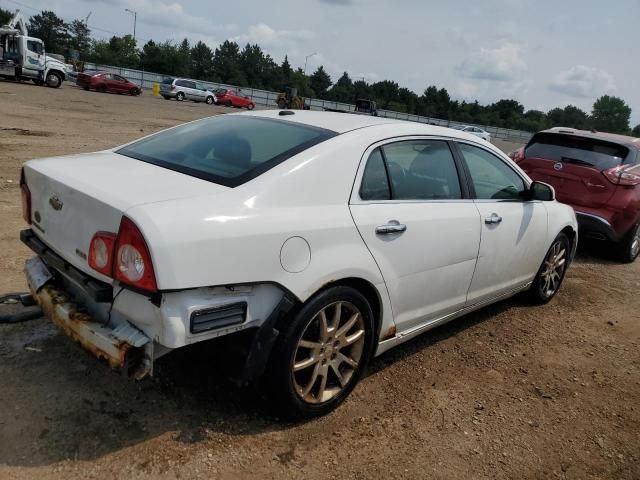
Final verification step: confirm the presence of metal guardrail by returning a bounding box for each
[82,62,533,142]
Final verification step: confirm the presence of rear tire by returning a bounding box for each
[95,84,106,93]
[618,223,640,263]
[265,286,375,418]
[247,103,255,110]
[129,87,139,96]
[527,233,570,304]
[162,95,171,100]
[225,100,232,107]
[176,91,185,101]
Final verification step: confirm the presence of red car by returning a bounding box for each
[76,71,141,95]
[214,88,255,109]
[513,127,640,262]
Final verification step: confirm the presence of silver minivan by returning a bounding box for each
[160,78,216,104]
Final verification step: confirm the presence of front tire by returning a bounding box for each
[266,286,375,418]
[176,91,185,101]
[247,103,255,110]
[45,72,62,88]
[206,96,214,105]
[618,223,640,263]
[527,233,570,304]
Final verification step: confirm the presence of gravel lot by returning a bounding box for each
[0,81,638,480]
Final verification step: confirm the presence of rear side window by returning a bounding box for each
[525,133,628,170]
[117,116,337,187]
[360,140,462,201]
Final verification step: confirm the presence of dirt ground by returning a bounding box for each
[0,81,638,480]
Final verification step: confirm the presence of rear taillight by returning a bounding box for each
[20,168,31,224]
[113,217,158,293]
[603,165,640,186]
[88,232,117,276]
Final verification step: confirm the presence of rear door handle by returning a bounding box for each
[484,213,502,224]
[376,220,407,235]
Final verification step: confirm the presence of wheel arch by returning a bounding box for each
[560,225,578,263]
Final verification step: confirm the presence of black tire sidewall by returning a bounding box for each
[267,286,376,418]
[530,233,570,304]
[206,96,214,104]
[620,223,640,263]
[176,92,185,101]
[46,73,61,88]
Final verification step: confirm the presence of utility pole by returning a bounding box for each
[304,52,317,76]
[124,8,137,42]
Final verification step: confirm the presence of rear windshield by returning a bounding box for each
[525,133,629,170]
[117,115,337,187]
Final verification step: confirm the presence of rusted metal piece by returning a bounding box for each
[380,324,397,341]
[31,284,134,369]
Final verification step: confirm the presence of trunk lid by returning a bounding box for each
[23,151,227,281]
[520,132,627,209]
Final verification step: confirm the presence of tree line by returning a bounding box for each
[2,8,637,135]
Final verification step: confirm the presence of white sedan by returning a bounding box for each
[452,124,492,142]
[20,111,577,417]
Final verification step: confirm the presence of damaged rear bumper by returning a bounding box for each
[26,256,152,378]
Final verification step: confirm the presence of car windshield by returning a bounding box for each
[525,132,629,170]
[117,115,337,187]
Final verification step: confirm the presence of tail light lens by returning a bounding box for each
[20,168,31,224]
[113,217,158,293]
[88,232,117,276]
[603,165,640,186]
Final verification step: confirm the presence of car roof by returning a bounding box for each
[539,127,640,150]
[242,110,447,134]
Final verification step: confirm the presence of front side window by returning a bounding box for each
[117,116,337,187]
[27,40,43,54]
[458,143,526,200]
[360,140,462,201]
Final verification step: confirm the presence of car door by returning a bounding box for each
[455,141,548,304]
[350,139,481,332]
[112,74,128,93]
[24,40,45,76]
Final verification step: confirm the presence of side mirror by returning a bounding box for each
[529,181,555,201]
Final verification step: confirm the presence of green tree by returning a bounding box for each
[280,55,292,86]
[66,19,91,56]
[328,72,354,102]
[27,10,69,54]
[632,125,640,137]
[0,7,12,26]
[518,109,549,132]
[176,38,191,76]
[211,40,242,83]
[87,35,138,67]
[191,41,214,80]
[591,95,631,134]
[371,80,400,109]
[309,66,332,99]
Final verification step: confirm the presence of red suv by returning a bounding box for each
[513,128,640,262]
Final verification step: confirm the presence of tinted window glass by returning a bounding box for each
[113,75,126,82]
[175,80,187,87]
[27,40,43,54]
[459,143,526,200]
[360,149,390,200]
[186,81,197,89]
[525,133,628,169]
[117,116,337,187]
[382,140,462,200]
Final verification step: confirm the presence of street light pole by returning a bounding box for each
[124,8,137,42]
[304,52,317,76]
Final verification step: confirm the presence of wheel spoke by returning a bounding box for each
[331,363,347,387]
[301,362,321,397]
[318,310,329,341]
[331,302,342,331]
[299,339,322,349]
[341,329,364,347]
[556,248,566,261]
[294,355,319,371]
[317,367,329,401]
[336,351,358,368]
[336,312,360,338]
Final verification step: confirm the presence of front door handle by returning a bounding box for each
[376,220,407,235]
[484,213,502,224]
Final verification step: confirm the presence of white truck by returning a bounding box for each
[0,10,68,88]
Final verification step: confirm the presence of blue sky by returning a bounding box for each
[4,0,638,124]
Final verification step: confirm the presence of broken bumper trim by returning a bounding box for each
[30,281,150,374]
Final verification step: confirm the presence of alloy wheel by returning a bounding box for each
[540,240,567,297]
[292,301,365,404]
[630,226,640,259]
